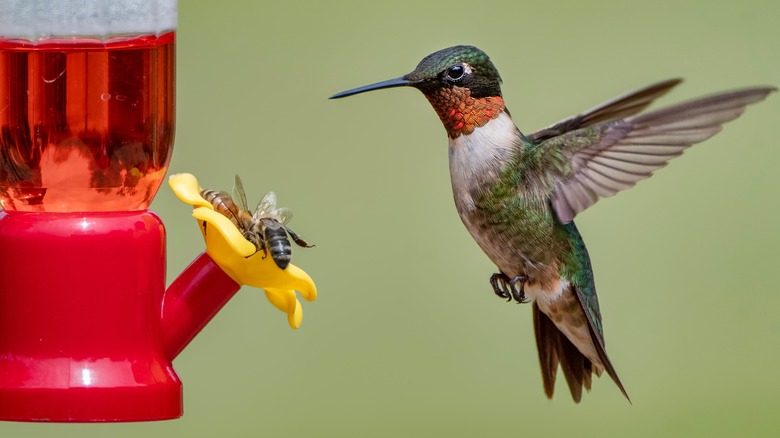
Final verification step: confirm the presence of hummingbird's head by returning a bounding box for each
[331,45,506,137]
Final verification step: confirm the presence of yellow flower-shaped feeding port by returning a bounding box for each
[169,173,316,329]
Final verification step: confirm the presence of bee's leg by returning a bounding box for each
[285,227,314,248]
[242,231,265,258]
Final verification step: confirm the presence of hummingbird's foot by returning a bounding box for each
[508,276,529,303]
[490,273,512,301]
[489,273,529,304]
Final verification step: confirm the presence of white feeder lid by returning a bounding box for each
[0,0,177,41]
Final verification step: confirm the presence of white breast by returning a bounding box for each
[447,112,536,281]
[448,111,519,213]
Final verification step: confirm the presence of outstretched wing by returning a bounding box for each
[529,78,683,143]
[532,86,775,223]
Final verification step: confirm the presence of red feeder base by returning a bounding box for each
[0,211,181,422]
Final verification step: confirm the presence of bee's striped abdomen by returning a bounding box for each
[264,226,292,269]
[200,190,242,229]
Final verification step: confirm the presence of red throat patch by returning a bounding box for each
[424,87,505,138]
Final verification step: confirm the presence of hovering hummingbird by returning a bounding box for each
[330,45,775,402]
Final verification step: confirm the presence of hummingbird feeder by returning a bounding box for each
[0,0,315,422]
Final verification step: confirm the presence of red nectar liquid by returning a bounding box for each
[0,32,175,212]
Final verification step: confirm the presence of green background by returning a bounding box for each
[3,0,779,436]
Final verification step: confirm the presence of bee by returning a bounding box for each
[200,175,313,269]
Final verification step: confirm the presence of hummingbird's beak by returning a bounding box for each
[329,77,414,99]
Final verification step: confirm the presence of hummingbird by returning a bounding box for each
[330,45,775,402]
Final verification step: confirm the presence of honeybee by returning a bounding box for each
[200,175,313,269]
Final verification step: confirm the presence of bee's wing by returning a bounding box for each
[232,174,250,213]
[272,207,293,225]
[254,191,277,219]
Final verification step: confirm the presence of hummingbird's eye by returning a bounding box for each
[446,64,466,81]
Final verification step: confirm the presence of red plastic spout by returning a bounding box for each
[0,210,242,422]
[161,253,241,360]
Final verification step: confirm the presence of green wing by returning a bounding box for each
[564,221,629,401]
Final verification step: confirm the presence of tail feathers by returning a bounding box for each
[533,301,560,399]
[532,302,629,403]
[533,302,591,402]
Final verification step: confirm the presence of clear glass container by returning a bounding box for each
[0,0,176,211]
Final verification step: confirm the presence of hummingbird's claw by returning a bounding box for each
[489,273,511,301]
[489,273,528,304]
[509,276,529,304]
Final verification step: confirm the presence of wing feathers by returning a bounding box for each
[530,79,683,143]
[581,78,684,125]
[545,85,776,223]
[631,88,770,126]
